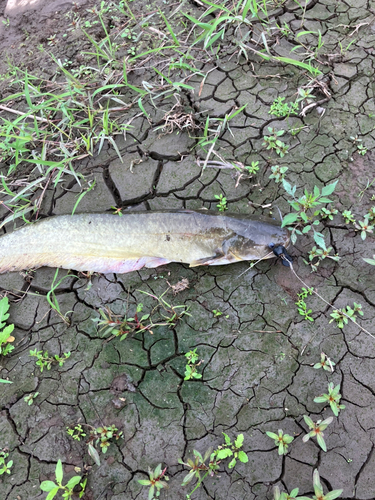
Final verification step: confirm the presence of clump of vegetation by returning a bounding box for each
[29,349,71,372]
[92,290,190,340]
[281,179,338,246]
[215,193,228,211]
[304,246,340,272]
[179,433,248,499]
[269,97,299,117]
[184,349,203,381]
[313,352,336,372]
[295,287,314,322]
[0,296,15,357]
[314,383,345,416]
[40,459,86,499]
[329,303,363,329]
[269,165,288,183]
[24,392,39,405]
[263,128,289,157]
[138,463,169,500]
[66,423,123,466]
[302,415,333,452]
[266,429,294,455]
[273,469,342,500]
[0,450,13,476]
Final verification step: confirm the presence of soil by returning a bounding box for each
[1,0,375,499]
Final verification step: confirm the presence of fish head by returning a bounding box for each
[224,218,290,261]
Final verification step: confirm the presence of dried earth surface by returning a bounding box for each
[1,0,375,499]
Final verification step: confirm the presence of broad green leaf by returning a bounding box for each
[321,180,338,197]
[65,476,82,490]
[138,479,151,485]
[88,444,101,466]
[281,212,299,227]
[266,431,278,440]
[324,489,343,500]
[216,448,233,459]
[46,487,60,500]
[222,432,231,445]
[314,396,328,403]
[55,460,63,485]
[314,232,326,250]
[228,457,236,469]
[234,434,244,448]
[317,433,327,452]
[237,450,248,463]
[40,481,58,492]
[282,179,294,197]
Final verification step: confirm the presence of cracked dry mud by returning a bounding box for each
[1,0,375,499]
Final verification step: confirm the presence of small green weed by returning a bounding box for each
[179,433,248,499]
[40,459,86,499]
[329,302,363,329]
[215,193,228,212]
[269,165,288,183]
[263,128,289,157]
[295,287,314,322]
[314,383,345,417]
[92,290,190,340]
[66,423,123,466]
[29,349,71,372]
[24,392,39,405]
[0,296,15,357]
[184,349,203,381]
[304,246,340,272]
[138,463,169,500]
[273,485,306,500]
[313,352,335,372]
[0,450,13,475]
[302,415,333,452]
[266,429,294,455]
[269,97,299,117]
[281,179,338,246]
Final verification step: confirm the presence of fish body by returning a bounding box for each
[0,210,289,274]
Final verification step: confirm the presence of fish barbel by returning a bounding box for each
[0,210,289,274]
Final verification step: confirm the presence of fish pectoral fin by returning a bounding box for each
[189,251,226,267]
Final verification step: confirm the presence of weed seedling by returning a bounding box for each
[313,353,335,372]
[304,469,342,500]
[66,424,86,441]
[138,463,169,500]
[215,193,228,211]
[295,287,314,322]
[269,165,288,183]
[184,349,203,381]
[281,179,338,246]
[40,459,86,499]
[24,392,39,405]
[269,97,299,118]
[355,216,373,240]
[302,415,333,452]
[304,246,340,272]
[29,349,71,372]
[314,383,345,416]
[266,429,294,455]
[66,423,123,466]
[0,450,13,475]
[180,433,248,498]
[329,303,363,329]
[342,210,356,224]
[263,128,289,157]
[0,296,15,357]
[273,485,306,500]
